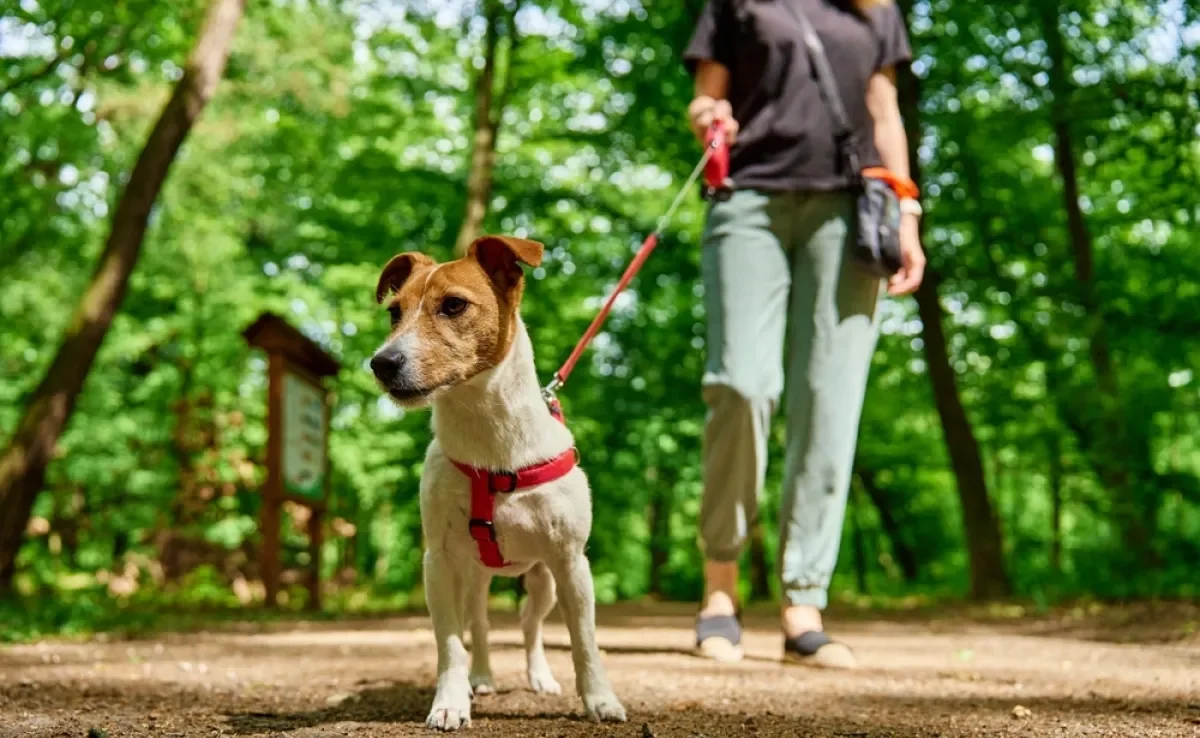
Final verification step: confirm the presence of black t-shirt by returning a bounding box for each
[684,0,912,192]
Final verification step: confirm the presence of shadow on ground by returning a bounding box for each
[225,684,435,733]
[216,680,1198,737]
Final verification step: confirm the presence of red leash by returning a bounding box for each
[541,122,732,408]
[454,124,730,570]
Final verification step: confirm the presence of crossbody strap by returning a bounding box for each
[780,0,862,177]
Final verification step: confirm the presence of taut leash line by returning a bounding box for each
[542,122,731,408]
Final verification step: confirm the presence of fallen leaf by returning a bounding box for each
[326,692,358,706]
[1012,705,1032,720]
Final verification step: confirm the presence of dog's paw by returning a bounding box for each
[527,668,561,695]
[468,673,496,697]
[425,693,472,732]
[583,691,627,723]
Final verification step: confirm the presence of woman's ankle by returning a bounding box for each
[700,560,739,617]
[700,590,738,618]
[781,604,824,637]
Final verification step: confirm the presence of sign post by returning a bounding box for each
[243,313,340,611]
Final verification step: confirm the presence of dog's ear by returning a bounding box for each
[467,235,544,296]
[376,252,434,303]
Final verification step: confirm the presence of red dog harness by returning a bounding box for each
[450,400,575,568]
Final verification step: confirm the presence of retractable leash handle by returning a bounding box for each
[702,120,734,201]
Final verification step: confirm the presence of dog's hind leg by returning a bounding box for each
[465,566,495,696]
[521,562,562,695]
[549,553,626,723]
[424,550,473,731]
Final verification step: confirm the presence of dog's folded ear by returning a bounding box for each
[376,252,435,303]
[467,235,544,294]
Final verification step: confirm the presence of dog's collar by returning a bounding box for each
[450,444,577,569]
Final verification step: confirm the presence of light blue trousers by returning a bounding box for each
[699,189,882,609]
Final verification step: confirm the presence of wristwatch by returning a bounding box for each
[899,198,923,217]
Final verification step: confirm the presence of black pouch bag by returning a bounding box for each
[855,175,904,277]
[782,0,905,278]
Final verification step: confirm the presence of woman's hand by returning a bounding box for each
[887,214,925,296]
[688,95,738,145]
[867,68,924,296]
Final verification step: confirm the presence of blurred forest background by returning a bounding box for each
[1,0,1198,639]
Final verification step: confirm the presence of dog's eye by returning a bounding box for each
[440,296,468,317]
[387,306,402,326]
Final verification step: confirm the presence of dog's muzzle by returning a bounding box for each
[370,349,406,385]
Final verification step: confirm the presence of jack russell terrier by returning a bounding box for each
[370,235,627,731]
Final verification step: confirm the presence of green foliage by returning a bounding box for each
[2,0,1198,639]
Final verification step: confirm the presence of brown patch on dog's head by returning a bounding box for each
[375,251,435,304]
[369,235,544,406]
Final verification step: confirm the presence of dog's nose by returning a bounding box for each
[370,351,405,384]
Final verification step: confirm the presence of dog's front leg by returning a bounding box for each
[549,553,626,723]
[465,566,495,695]
[424,550,472,731]
[521,562,562,695]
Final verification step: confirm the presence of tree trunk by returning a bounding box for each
[112,530,130,562]
[1048,431,1064,575]
[747,521,772,601]
[991,447,1008,539]
[453,0,520,255]
[850,484,869,594]
[854,468,919,582]
[646,482,670,597]
[914,280,1009,598]
[357,510,377,580]
[894,7,1011,599]
[1039,1,1154,556]
[0,0,245,596]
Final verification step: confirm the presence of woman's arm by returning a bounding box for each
[694,59,730,100]
[866,67,925,295]
[866,67,908,180]
[687,60,738,144]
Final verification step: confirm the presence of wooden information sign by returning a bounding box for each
[243,312,340,610]
[282,373,328,502]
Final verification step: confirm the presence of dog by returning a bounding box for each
[370,235,627,731]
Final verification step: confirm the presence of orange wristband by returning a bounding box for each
[862,167,919,200]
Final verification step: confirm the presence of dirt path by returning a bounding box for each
[3,603,1198,737]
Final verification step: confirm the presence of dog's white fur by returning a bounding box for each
[406,318,626,731]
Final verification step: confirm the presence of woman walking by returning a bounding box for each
[684,0,925,667]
